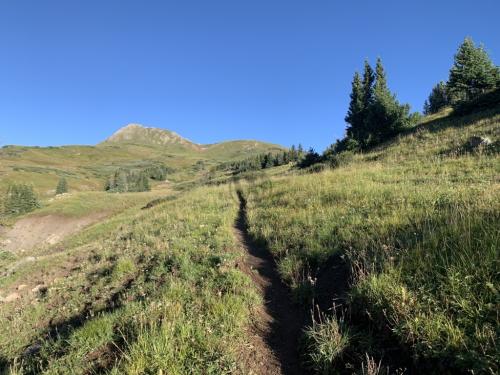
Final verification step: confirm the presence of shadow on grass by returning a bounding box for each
[18,277,137,374]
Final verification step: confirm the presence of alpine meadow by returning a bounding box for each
[1,2,499,375]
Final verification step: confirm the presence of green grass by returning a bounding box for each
[31,191,162,218]
[0,138,284,198]
[1,107,498,374]
[241,107,500,373]
[0,185,259,374]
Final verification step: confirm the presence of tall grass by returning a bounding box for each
[243,109,500,372]
[0,186,259,374]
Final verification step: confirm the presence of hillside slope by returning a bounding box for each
[242,106,500,373]
[0,124,284,197]
[0,108,498,374]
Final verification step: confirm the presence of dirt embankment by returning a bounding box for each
[0,213,107,253]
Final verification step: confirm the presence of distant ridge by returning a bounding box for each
[103,124,200,149]
[101,123,285,156]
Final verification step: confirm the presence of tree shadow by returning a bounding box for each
[17,277,136,374]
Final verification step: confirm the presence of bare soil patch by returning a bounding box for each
[0,213,107,253]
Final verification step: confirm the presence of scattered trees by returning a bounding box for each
[105,169,151,193]
[341,58,415,151]
[2,183,40,215]
[104,163,169,193]
[218,147,305,175]
[55,177,68,195]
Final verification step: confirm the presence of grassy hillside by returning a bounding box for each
[0,186,260,374]
[241,107,499,373]
[0,125,284,198]
[0,108,498,374]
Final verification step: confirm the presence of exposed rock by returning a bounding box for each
[32,284,48,295]
[467,136,492,149]
[17,284,28,291]
[23,343,42,356]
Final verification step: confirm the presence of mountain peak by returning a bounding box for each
[103,124,199,149]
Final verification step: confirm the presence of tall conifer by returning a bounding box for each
[345,71,364,144]
[447,37,499,103]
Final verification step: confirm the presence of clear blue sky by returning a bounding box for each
[1,1,498,151]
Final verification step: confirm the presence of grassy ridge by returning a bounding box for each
[1,186,258,374]
[242,108,499,372]
[0,140,284,198]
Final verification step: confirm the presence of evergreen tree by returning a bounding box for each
[362,60,375,109]
[424,81,449,114]
[358,60,375,146]
[137,172,151,192]
[55,177,68,195]
[345,71,365,143]
[447,37,499,104]
[297,144,305,159]
[298,148,321,168]
[368,58,411,143]
[3,183,40,215]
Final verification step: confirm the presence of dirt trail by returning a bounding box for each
[234,191,305,375]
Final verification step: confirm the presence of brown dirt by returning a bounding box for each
[235,191,305,375]
[0,213,107,253]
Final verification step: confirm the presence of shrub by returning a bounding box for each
[2,183,40,216]
[326,151,355,169]
[55,177,68,195]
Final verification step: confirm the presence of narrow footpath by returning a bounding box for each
[234,191,305,375]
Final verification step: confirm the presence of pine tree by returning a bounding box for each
[368,58,411,143]
[423,81,449,114]
[358,61,376,146]
[447,37,499,104]
[299,148,321,168]
[362,60,375,109]
[297,144,304,158]
[55,177,68,195]
[345,71,365,143]
[3,183,39,215]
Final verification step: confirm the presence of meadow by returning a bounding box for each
[242,107,499,373]
[0,107,498,374]
[1,186,260,374]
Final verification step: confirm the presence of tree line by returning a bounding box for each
[104,164,169,193]
[217,146,306,175]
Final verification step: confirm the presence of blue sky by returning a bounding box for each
[0,1,498,151]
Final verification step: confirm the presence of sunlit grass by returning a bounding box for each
[243,107,500,372]
[0,186,259,374]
